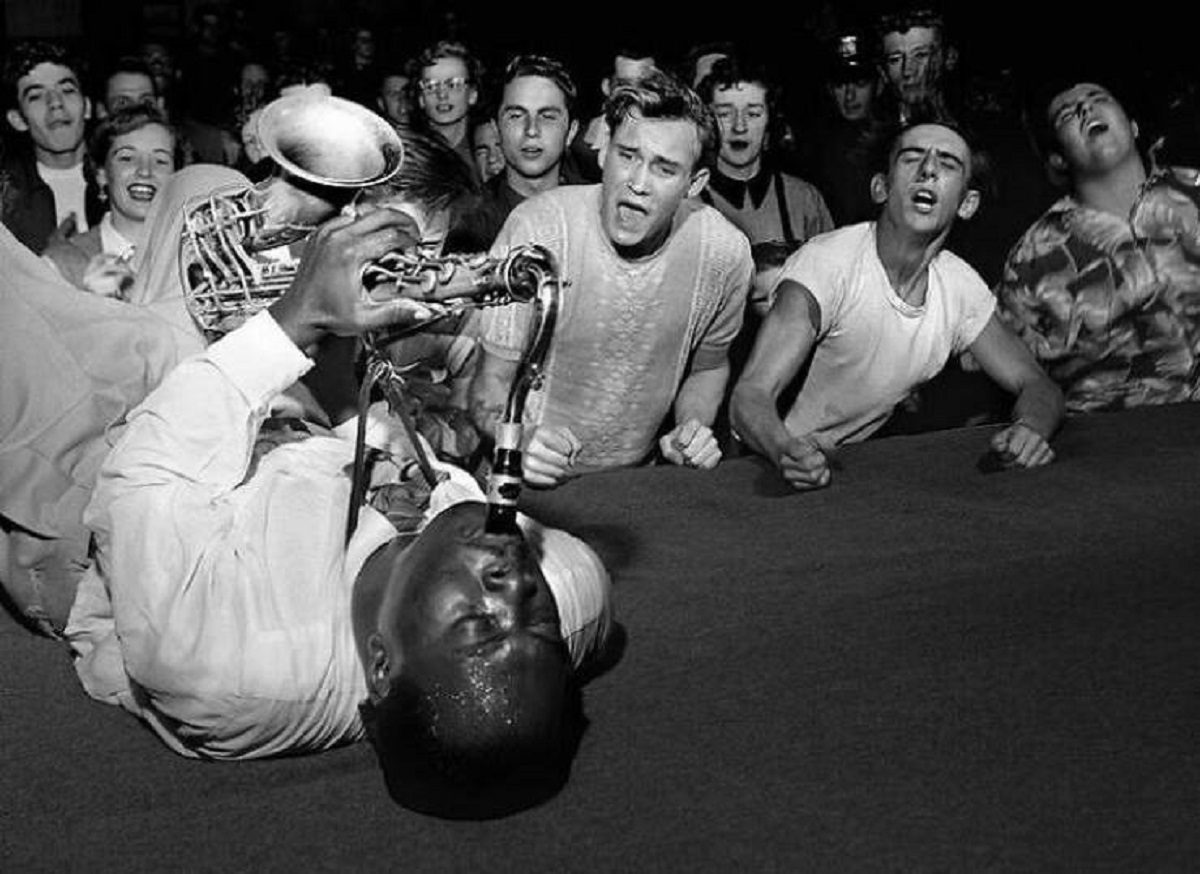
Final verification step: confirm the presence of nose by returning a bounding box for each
[46,88,64,109]
[732,109,749,134]
[481,550,537,605]
[916,149,937,180]
[135,155,153,177]
[627,160,650,194]
[523,114,541,139]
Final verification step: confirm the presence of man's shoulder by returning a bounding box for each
[798,221,871,257]
[1002,195,1081,269]
[507,183,595,225]
[681,198,751,250]
[932,244,989,291]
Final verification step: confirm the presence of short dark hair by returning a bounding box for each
[408,40,483,87]
[1022,72,1136,167]
[359,659,584,820]
[501,54,578,121]
[3,39,85,110]
[870,110,992,196]
[604,68,719,173]
[695,55,778,108]
[87,103,174,166]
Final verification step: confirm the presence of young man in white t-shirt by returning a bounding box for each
[2,39,101,254]
[731,120,1064,490]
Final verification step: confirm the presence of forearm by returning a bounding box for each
[673,363,729,427]
[1011,376,1065,439]
[729,383,793,464]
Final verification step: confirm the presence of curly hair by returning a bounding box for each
[3,39,85,110]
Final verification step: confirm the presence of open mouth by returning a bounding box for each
[520,146,543,159]
[911,188,938,213]
[126,184,158,202]
[1082,118,1109,138]
[728,139,750,152]
[616,200,648,223]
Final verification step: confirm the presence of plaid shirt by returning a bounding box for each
[996,167,1200,412]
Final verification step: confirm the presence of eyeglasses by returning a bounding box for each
[418,77,469,95]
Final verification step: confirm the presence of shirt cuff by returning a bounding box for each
[206,310,313,410]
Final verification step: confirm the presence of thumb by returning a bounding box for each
[674,418,702,446]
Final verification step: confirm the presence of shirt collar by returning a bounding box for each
[99,212,136,261]
[708,159,773,210]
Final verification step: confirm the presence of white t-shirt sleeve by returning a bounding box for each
[775,233,847,340]
[948,261,998,353]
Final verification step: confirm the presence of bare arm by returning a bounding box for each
[658,362,729,470]
[729,280,832,489]
[967,314,1065,468]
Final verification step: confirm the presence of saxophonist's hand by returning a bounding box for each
[270,205,438,351]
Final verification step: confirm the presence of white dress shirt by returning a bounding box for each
[67,311,610,760]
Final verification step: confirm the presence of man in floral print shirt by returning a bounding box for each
[995,77,1200,413]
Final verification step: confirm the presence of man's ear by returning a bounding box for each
[566,118,579,147]
[7,108,29,133]
[687,167,711,199]
[957,187,981,221]
[1047,151,1068,174]
[468,86,477,108]
[366,633,393,700]
[870,172,888,205]
[1132,119,1140,140]
[83,96,92,122]
[600,76,612,99]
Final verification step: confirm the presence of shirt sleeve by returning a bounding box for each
[477,208,537,362]
[951,267,998,353]
[776,235,844,340]
[690,231,753,372]
[993,229,1065,362]
[86,311,312,662]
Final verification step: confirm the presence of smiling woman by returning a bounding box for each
[42,104,177,297]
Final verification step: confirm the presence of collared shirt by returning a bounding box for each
[97,212,136,261]
[703,161,833,251]
[67,311,610,760]
[996,167,1200,413]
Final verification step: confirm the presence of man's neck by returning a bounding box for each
[874,214,948,306]
[35,145,84,171]
[506,165,560,199]
[433,118,467,148]
[1073,156,1148,220]
[717,154,762,182]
